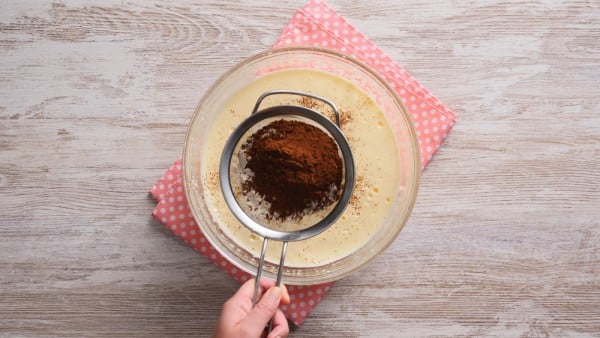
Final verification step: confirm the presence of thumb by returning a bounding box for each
[240,286,281,333]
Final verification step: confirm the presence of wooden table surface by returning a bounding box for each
[1,0,598,336]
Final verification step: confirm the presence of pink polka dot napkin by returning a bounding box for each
[150,0,455,326]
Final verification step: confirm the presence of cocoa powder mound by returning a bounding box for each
[242,119,342,220]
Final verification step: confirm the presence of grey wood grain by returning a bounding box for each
[1,0,598,336]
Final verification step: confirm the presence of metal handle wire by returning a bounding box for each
[251,239,288,333]
[251,90,342,127]
[251,239,288,307]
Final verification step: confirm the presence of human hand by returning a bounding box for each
[214,278,291,338]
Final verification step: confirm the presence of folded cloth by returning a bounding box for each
[150,0,455,326]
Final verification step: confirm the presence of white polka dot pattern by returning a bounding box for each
[151,0,455,327]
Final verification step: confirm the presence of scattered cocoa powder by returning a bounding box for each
[349,175,365,211]
[299,96,320,110]
[207,171,219,191]
[241,119,343,220]
[339,108,353,126]
[297,97,354,128]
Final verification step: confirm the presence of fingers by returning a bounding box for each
[278,284,291,305]
[267,309,290,338]
[233,278,262,301]
[230,278,291,336]
[233,278,290,305]
[217,278,291,338]
[260,280,289,305]
[222,279,258,316]
[240,286,282,334]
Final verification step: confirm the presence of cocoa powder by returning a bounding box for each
[242,119,342,220]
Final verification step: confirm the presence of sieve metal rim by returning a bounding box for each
[219,104,355,242]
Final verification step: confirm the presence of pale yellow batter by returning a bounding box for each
[201,69,399,267]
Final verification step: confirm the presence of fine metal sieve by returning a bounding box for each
[219,90,355,307]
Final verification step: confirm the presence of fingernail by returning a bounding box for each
[269,287,281,300]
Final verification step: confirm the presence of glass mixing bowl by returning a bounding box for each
[183,47,420,285]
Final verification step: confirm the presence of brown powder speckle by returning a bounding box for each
[296,96,355,129]
[299,96,321,110]
[207,171,219,191]
[339,108,354,127]
[349,175,373,213]
[229,109,239,118]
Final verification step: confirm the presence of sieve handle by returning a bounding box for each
[252,238,288,335]
[268,241,288,332]
[251,238,288,306]
[251,238,269,306]
[251,90,342,127]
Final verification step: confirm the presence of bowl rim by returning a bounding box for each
[182,46,421,284]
